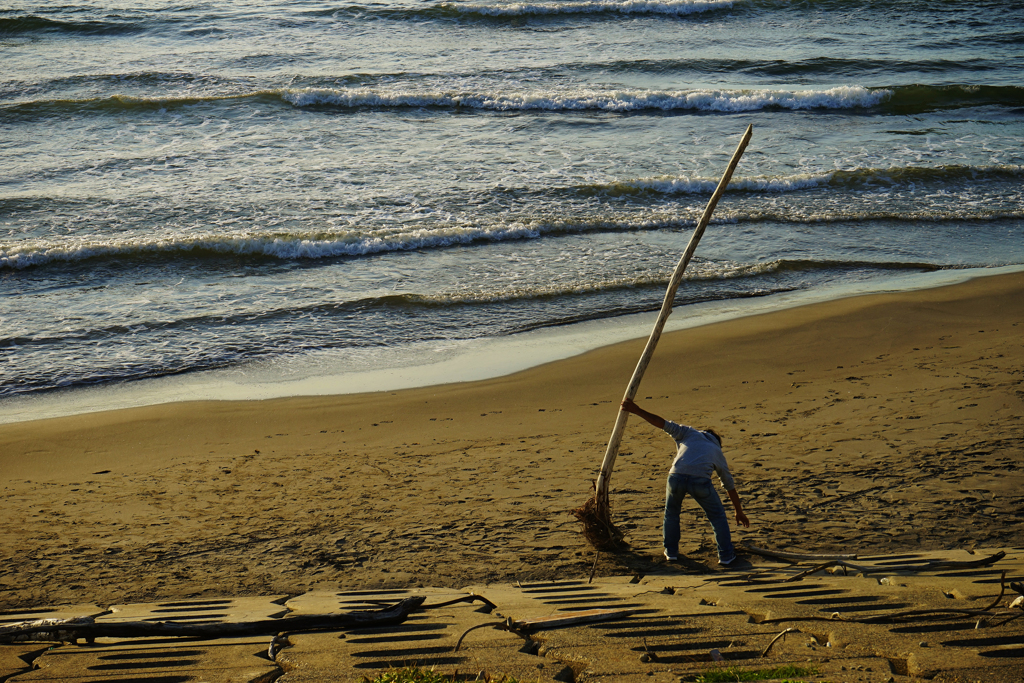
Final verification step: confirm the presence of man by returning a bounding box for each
[620,398,749,565]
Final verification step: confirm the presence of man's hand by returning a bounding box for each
[735,510,750,528]
[620,398,665,430]
[726,489,749,528]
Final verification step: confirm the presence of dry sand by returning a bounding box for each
[1,270,1022,610]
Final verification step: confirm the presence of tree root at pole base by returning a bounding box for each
[573,495,629,551]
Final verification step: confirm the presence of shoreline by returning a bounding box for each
[2,264,1021,426]
[1,268,1022,609]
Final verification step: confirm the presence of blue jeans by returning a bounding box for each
[664,474,735,563]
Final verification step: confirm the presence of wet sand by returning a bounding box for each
[1,270,1022,610]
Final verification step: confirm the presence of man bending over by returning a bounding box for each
[621,398,750,565]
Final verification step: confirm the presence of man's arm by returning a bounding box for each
[620,398,666,430]
[726,489,750,528]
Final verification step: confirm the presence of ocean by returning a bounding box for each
[2,0,1023,421]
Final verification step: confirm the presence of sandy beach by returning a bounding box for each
[1,270,1022,611]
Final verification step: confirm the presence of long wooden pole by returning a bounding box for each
[592,124,753,534]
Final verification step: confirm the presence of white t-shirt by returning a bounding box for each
[663,420,735,490]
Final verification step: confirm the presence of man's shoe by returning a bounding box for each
[663,549,678,561]
[719,555,737,566]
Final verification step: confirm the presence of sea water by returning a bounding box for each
[2,0,1023,420]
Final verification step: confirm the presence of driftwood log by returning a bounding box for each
[576,124,754,550]
[0,596,425,644]
[740,544,858,562]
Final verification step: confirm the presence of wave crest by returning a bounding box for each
[0,225,546,270]
[598,164,1024,195]
[436,0,735,17]
[0,14,146,35]
[282,84,888,112]
[17,84,1020,117]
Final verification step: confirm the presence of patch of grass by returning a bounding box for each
[364,669,453,683]
[694,664,821,682]
[362,667,528,683]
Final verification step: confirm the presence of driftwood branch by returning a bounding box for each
[453,608,635,652]
[419,594,497,613]
[0,596,425,644]
[982,572,1008,611]
[760,627,799,657]
[988,612,1024,629]
[741,544,857,562]
[576,124,753,550]
[784,562,849,582]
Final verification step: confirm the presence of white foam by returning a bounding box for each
[281,85,890,112]
[439,0,736,16]
[0,217,794,270]
[622,171,834,194]
[0,224,542,269]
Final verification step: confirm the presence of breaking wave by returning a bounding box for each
[597,164,1024,195]
[281,84,888,112]
[7,201,1018,271]
[0,14,151,35]
[1,85,890,118]
[9,83,1020,118]
[435,0,737,17]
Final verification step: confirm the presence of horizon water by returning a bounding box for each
[2,0,1023,423]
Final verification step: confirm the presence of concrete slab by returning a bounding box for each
[10,636,279,682]
[277,586,573,682]
[1,645,48,682]
[3,546,1021,682]
[461,579,664,624]
[1,604,107,681]
[0,605,105,629]
[285,588,471,615]
[100,597,289,624]
[276,608,514,681]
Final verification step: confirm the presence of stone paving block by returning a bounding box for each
[444,624,572,683]
[3,547,1021,682]
[277,590,537,683]
[2,645,48,681]
[461,580,662,624]
[1,604,107,681]
[277,614,470,681]
[285,588,472,615]
[687,547,1024,680]
[277,622,568,683]
[274,631,356,682]
[540,607,776,670]
[462,583,800,679]
[1,605,105,628]
[624,575,716,593]
[715,575,923,623]
[99,596,289,624]
[10,636,279,682]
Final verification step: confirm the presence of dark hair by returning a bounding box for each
[705,428,723,446]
